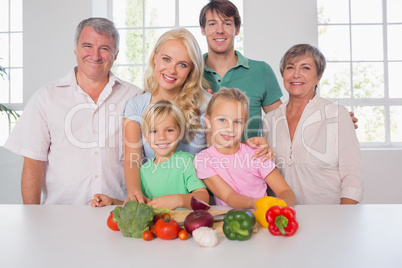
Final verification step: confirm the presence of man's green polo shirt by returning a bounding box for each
[203,51,283,139]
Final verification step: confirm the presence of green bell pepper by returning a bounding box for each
[223,209,256,241]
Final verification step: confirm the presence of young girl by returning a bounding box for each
[91,100,209,209]
[193,88,296,209]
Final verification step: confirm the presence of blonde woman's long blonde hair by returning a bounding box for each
[144,28,209,143]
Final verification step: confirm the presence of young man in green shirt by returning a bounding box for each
[199,0,283,139]
[199,0,358,137]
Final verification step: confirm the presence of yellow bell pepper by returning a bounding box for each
[254,196,287,228]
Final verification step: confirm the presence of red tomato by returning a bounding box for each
[107,212,119,231]
[178,229,189,240]
[142,230,154,241]
[154,218,180,240]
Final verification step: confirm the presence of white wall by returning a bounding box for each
[23,0,92,103]
[1,0,401,204]
[360,149,402,203]
[244,0,318,101]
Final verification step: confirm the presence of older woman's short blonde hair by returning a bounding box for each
[141,100,186,141]
[280,44,326,78]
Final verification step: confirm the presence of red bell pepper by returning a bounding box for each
[265,206,298,236]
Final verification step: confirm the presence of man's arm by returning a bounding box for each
[262,99,282,114]
[21,157,44,204]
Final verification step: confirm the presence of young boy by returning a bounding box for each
[91,100,209,209]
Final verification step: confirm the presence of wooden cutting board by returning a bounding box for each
[170,209,260,233]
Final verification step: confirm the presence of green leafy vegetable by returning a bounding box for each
[112,200,155,238]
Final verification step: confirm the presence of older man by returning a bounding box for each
[5,18,141,204]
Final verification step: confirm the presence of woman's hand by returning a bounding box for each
[246,136,273,161]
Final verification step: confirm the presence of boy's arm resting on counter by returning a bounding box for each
[203,174,258,210]
[123,118,147,205]
[147,188,209,210]
[264,168,296,207]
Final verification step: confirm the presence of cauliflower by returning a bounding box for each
[112,200,155,238]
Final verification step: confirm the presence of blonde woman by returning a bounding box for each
[123,28,211,204]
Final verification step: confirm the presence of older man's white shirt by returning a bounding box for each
[4,68,141,204]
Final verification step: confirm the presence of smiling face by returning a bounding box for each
[206,99,246,155]
[144,114,183,161]
[153,39,192,95]
[74,26,117,82]
[282,56,322,100]
[201,10,240,55]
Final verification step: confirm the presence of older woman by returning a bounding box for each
[263,44,363,205]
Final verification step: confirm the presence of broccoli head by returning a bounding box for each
[112,200,154,238]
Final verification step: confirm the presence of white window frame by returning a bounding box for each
[317,0,402,148]
[0,0,23,145]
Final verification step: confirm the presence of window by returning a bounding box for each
[109,0,244,88]
[317,0,402,147]
[0,0,23,145]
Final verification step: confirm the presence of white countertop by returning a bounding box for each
[1,204,401,268]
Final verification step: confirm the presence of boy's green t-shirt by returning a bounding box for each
[140,150,206,200]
